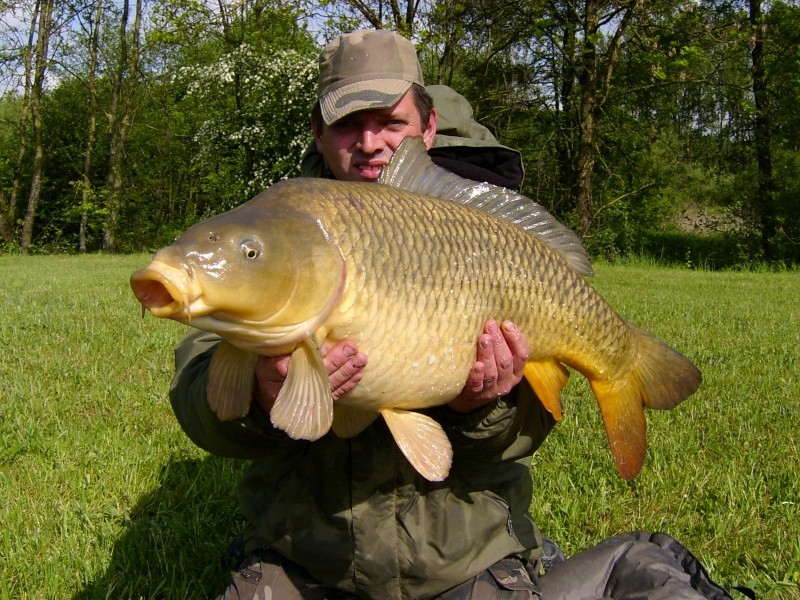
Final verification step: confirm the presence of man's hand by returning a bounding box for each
[448,320,530,414]
[253,340,368,413]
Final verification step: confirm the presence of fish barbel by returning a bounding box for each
[131,137,701,482]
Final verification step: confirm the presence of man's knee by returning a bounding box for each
[217,549,329,600]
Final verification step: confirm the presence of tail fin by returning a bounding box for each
[590,325,702,479]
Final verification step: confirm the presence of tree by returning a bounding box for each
[0,0,39,245]
[19,0,54,252]
[543,0,645,238]
[313,0,421,35]
[177,44,318,211]
[2,0,799,263]
[752,0,800,263]
[102,0,142,252]
[147,0,318,216]
[749,0,776,261]
[76,0,104,253]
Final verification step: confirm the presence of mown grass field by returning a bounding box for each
[1,254,798,599]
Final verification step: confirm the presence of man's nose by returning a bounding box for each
[357,128,384,154]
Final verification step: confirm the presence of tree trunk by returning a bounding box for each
[0,0,40,244]
[574,0,599,236]
[20,0,54,253]
[749,0,776,261]
[552,12,577,214]
[555,0,642,239]
[102,0,141,252]
[79,0,104,254]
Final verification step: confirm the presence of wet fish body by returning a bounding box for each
[131,139,701,482]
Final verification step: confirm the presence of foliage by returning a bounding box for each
[1,1,800,264]
[176,43,317,211]
[0,0,319,253]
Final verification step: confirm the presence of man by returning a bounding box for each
[172,29,550,599]
[170,29,741,600]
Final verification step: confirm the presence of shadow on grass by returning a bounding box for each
[75,456,247,600]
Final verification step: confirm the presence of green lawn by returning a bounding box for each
[1,254,798,599]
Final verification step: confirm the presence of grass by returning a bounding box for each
[529,261,800,599]
[1,254,798,599]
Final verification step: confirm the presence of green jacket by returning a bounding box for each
[171,330,553,599]
[168,86,553,599]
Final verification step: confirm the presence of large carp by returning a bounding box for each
[131,137,701,482]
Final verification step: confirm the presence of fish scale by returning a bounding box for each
[131,140,700,482]
[290,179,625,409]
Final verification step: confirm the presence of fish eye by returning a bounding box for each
[241,238,262,260]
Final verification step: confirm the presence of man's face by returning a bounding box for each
[314,90,437,182]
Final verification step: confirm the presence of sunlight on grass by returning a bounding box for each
[0,255,247,599]
[1,255,798,598]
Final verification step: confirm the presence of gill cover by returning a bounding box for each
[171,200,346,352]
[172,197,346,424]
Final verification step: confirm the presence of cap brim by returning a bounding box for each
[320,79,413,125]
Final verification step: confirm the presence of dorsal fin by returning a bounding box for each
[379,136,594,277]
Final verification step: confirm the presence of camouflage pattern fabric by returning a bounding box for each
[317,30,424,126]
[216,549,342,600]
[439,557,541,599]
[217,550,540,600]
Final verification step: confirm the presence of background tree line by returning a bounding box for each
[0,0,798,267]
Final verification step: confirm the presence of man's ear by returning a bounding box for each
[423,108,437,149]
[311,116,324,153]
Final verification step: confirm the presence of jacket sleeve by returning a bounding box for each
[169,328,290,459]
[429,382,555,466]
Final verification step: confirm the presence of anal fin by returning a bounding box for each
[523,360,569,421]
[207,341,259,420]
[381,409,453,482]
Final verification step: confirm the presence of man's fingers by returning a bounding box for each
[254,355,291,412]
[323,340,367,400]
[328,353,367,399]
[476,331,497,387]
[321,340,355,368]
[469,320,529,400]
[487,320,514,374]
[256,355,290,379]
[501,320,531,376]
[464,361,486,394]
[254,340,369,411]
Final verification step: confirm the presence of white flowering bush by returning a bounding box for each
[178,44,317,209]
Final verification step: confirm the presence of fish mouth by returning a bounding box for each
[130,261,202,318]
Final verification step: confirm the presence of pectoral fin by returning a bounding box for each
[332,405,380,438]
[381,409,453,482]
[207,341,259,420]
[523,360,569,421]
[270,338,333,441]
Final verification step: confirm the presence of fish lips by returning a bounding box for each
[130,261,203,318]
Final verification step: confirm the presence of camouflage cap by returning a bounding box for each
[317,29,424,125]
